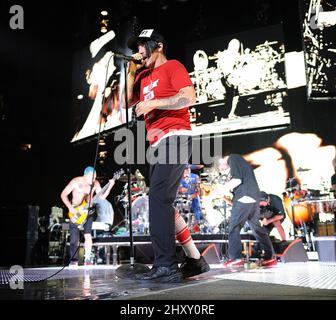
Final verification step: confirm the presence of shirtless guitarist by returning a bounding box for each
[60,166,115,268]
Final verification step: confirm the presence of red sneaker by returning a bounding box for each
[260,258,277,267]
[223,259,245,268]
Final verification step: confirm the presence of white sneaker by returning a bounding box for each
[68,261,79,270]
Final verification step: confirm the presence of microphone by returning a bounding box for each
[112,52,143,64]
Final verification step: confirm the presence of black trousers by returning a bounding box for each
[69,215,93,262]
[228,201,274,260]
[148,135,192,268]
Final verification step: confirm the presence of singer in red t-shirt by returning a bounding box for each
[126,29,209,282]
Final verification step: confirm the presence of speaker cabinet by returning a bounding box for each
[0,205,39,267]
[198,243,221,264]
[315,236,336,262]
[274,239,308,263]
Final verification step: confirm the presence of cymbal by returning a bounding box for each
[188,164,204,170]
[297,167,311,172]
[118,174,144,182]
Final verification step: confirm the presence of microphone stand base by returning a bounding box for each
[115,263,150,279]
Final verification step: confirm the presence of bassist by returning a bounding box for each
[60,166,115,268]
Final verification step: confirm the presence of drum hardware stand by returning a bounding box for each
[115,57,149,279]
[300,215,316,252]
[288,189,298,239]
[186,195,194,230]
[216,202,229,261]
[291,197,315,251]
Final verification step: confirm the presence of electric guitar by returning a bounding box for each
[68,169,124,226]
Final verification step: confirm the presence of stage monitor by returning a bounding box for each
[185,24,292,137]
[299,0,336,100]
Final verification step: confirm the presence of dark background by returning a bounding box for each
[0,0,335,227]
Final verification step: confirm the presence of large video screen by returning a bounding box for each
[300,0,336,100]
[71,26,133,143]
[185,24,291,137]
[71,24,298,143]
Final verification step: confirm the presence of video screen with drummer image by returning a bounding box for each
[185,24,291,137]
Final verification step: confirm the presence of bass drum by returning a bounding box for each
[201,196,231,229]
[131,195,149,234]
[200,183,231,230]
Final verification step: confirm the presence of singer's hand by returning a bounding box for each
[129,53,145,73]
[132,53,143,61]
[136,100,157,116]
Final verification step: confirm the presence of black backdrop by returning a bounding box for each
[0,0,335,231]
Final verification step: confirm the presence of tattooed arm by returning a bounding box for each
[135,85,196,116]
[156,85,196,110]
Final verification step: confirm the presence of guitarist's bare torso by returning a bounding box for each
[71,177,99,206]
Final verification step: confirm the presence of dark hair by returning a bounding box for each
[143,39,166,57]
[260,191,269,202]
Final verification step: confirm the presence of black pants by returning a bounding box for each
[148,135,192,268]
[228,201,274,260]
[69,215,93,262]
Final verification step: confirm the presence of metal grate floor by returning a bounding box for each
[0,265,119,285]
[214,262,336,290]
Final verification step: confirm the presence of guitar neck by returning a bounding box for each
[92,181,111,203]
[90,170,123,203]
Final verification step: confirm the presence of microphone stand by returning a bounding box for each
[115,58,149,279]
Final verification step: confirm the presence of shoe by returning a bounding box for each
[260,257,278,267]
[180,256,210,278]
[223,259,245,268]
[135,266,183,283]
[84,259,93,267]
[68,261,78,270]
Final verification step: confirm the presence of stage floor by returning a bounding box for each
[1,261,336,300]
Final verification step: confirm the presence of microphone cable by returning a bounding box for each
[13,54,116,284]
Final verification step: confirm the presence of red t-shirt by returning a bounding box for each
[134,60,192,145]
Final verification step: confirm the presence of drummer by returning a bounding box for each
[178,166,203,225]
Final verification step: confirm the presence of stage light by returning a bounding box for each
[99,138,106,146]
[100,19,109,33]
[99,151,107,160]
[77,94,84,100]
[20,143,32,151]
[101,10,108,16]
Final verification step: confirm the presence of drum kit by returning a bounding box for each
[117,172,150,235]
[174,165,232,234]
[115,165,232,235]
[199,168,232,233]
